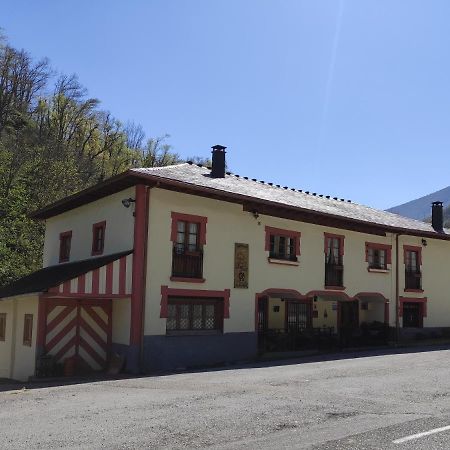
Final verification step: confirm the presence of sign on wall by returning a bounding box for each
[234,243,249,288]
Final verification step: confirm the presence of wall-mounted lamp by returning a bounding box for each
[421,238,427,247]
[252,210,259,220]
[122,198,136,208]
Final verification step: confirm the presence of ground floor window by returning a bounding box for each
[23,314,33,346]
[166,297,223,334]
[402,302,423,328]
[286,301,312,331]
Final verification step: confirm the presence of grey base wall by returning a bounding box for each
[399,327,450,341]
[142,332,257,373]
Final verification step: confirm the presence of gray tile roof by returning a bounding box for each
[132,163,448,236]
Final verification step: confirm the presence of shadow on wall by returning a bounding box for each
[2,342,450,393]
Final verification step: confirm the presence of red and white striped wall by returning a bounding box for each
[49,253,133,297]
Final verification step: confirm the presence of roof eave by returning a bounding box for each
[29,170,144,220]
[28,168,450,241]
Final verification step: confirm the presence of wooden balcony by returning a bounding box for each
[325,262,344,287]
[172,247,203,279]
[405,270,422,290]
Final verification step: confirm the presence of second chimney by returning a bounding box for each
[432,201,444,232]
[211,145,227,178]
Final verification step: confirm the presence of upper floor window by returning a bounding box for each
[324,233,344,265]
[92,221,106,256]
[404,245,422,291]
[59,230,72,262]
[176,220,200,253]
[23,314,33,347]
[170,212,207,280]
[265,226,301,263]
[365,243,392,271]
[0,313,6,341]
[324,233,344,287]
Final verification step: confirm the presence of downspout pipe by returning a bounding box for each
[395,233,400,345]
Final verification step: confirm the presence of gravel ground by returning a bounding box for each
[2,347,450,449]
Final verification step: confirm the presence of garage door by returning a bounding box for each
[43,299,112,372]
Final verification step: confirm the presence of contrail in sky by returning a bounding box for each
[317,0,345,152]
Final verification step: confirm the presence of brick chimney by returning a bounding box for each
[211,145,226,178]
[432,201,444,232]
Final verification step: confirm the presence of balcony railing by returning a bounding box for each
[325,261,344,287]
[172,247,203,279]
[405,269,422,290]
[268,251,297,262]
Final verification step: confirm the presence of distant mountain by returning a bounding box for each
[387,186,450,221]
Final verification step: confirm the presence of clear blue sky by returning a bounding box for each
[3,1,450,209]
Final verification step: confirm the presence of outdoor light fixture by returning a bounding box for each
[252,210,259,220]
[421,238,428,247]
[121,198,136,208]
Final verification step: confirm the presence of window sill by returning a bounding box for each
[267,258,299,266]
[404,288,424,293]
[170,276,205,283]
[324,285,346,291]
[166,330,222,336]
[368,268,389,273]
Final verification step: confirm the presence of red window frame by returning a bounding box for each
[91,221,106,256]
[59,230,72,263]
[170,212,207,249]
[403,245,422,270]
[399,297,427,328]
[0,313,6,341]
[265,226,301,261]
[365,242,392,270]
[160,286,230,320]
[23,314,33,346]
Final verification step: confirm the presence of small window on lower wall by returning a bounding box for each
[23,314,33,346]
[0,313,6,341]
[166,297,223,334]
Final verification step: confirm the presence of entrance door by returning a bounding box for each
[403,302,422,328]
[339,301,359,330]
[43,299,112,373]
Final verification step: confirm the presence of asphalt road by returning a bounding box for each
[2,347,450,449]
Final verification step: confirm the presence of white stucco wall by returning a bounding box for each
[0,295,39,381]
[145,188,444,336]
[0,299,14,379]
[112,298,131,345]
[43,187,135,267]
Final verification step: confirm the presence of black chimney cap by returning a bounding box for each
[211,144,227,178]
[211,145,227,151]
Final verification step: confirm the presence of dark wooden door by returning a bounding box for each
[257,297,268,332]
[403,302,422,328]
[339,301,359,330]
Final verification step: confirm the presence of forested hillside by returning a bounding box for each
[0,34,203,287]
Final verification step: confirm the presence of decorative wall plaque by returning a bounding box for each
[234,243,249,288]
